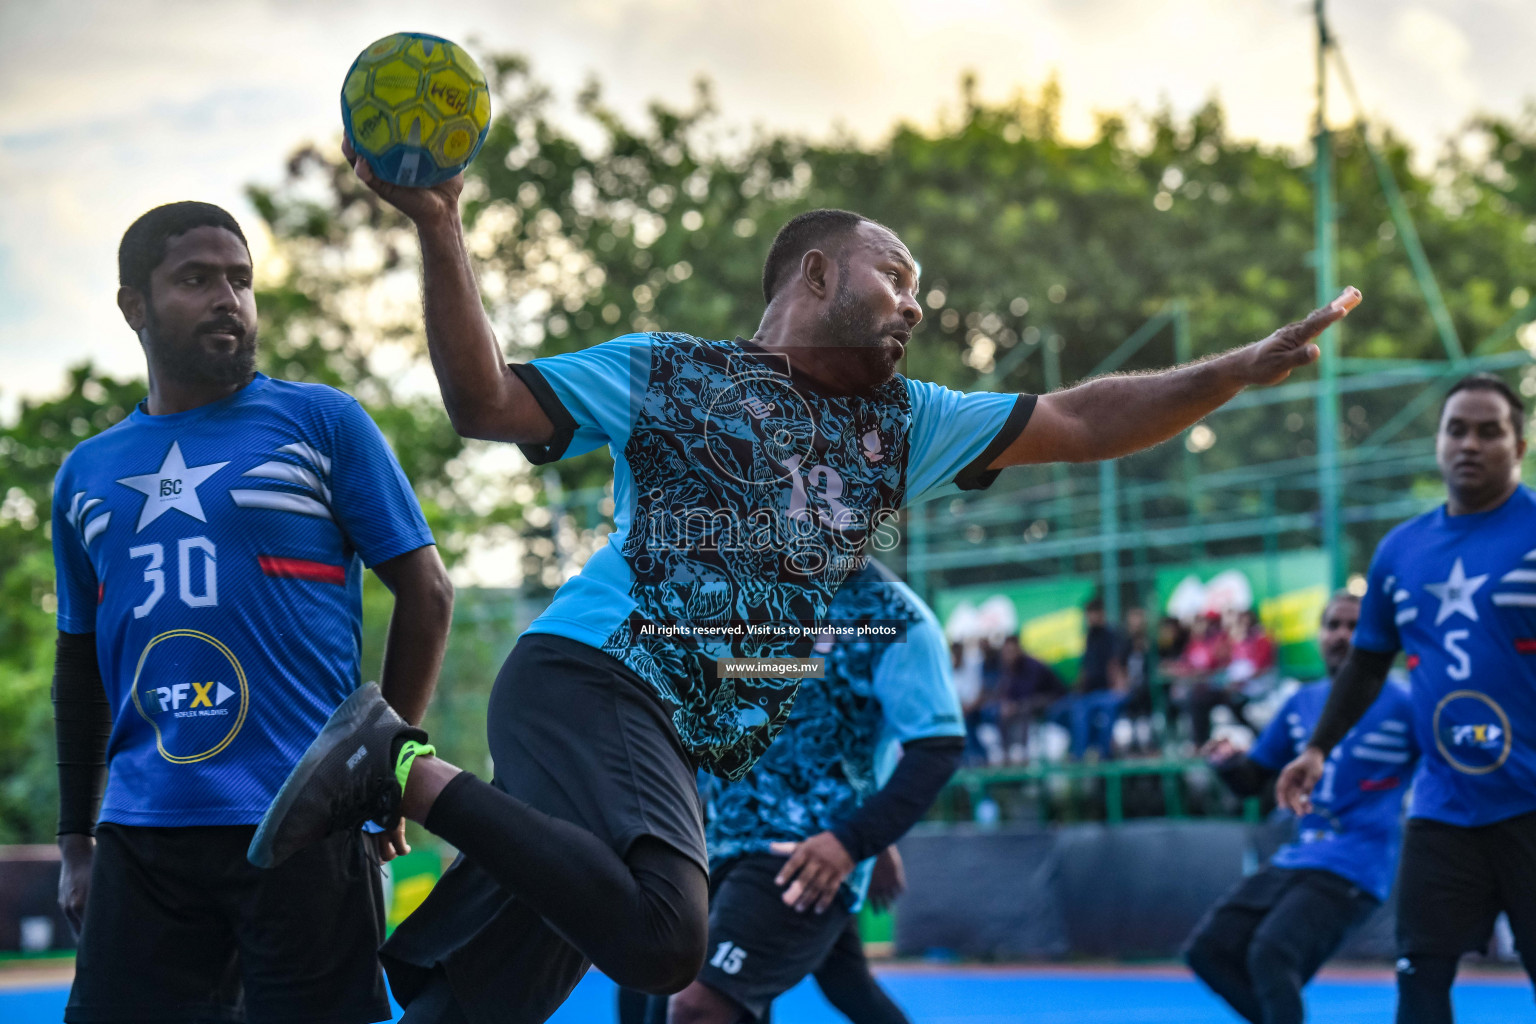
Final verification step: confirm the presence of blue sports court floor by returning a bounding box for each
[1,963,1528,1022]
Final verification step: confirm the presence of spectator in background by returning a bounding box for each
[1048,598,1129,760]
[953,640,991,765]
[1157,615,1192,663]
[990,636,1066,763]
[1227,610,1279,699]
[1172,611,1239,746]
[1117,606,1160,754]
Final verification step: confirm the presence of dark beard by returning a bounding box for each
[821,279,900,395]
[146,308,258,389]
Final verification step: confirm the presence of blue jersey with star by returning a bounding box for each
[51,375,434,827]
[1353,485,1536,827]
[515,334,1029,779]
[700,559,963,909]
[1248,677,1418,900]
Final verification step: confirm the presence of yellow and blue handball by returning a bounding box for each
[341,32,491,188]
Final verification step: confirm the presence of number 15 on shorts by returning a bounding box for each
[710,941,747,975]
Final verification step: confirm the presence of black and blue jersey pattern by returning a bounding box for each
[515,333,1027,779]
[702,559,963,908]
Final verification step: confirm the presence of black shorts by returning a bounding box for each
[1185,864,1379,983]
[696,854,853,1021]
[380,633,706,1023]
[1396,812,1536,963]
[66,823,388,1024]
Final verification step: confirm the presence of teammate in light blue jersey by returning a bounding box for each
[51,202,452,1024]
[1186,590,1419,1024]
[670,558,962,1024]
[254,140,1366,1022]
[1278,374,1536,1024]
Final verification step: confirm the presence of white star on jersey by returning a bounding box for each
[116,441,230,532]
[1425,557,1489,626]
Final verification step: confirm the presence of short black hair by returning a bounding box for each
[761,208,868,304]
[1322,589,1360,621]
[1084,596,1105,615]
[119,202,249,296]
[1441,372,1525,435]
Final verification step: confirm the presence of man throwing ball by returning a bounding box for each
[250,140,1363,1024]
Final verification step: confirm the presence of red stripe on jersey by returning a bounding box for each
[1516,639,1536,654]
[1405,654,1420,670]
[258,556,346,585]
[1360,776,1401,791]
[98,582,104,605]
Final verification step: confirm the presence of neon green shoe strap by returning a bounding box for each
[395,740,435,793]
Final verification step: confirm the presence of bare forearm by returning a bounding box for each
[374,554,454,725]
[416,214,550,443]
[1043,354,1245,463]
[997,290,1359,466]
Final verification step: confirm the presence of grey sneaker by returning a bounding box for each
[247,683,424,869]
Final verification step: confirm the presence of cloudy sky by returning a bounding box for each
[1,0,1532,418]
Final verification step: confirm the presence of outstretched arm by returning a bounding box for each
[344,141,554,443]
[1275,645,1396,814]
[994,289,1361,466]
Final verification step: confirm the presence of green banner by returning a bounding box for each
[1152,549,1329,679]
[934,575,1099,677]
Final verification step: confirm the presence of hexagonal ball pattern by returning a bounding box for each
[342,32,491,187]
[370,59,421,109]
[426,67,473,119]
[349,103,393,155]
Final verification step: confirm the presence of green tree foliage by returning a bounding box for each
[3,57,1533,840]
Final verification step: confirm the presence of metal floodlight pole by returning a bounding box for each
[1313,0,1346,589]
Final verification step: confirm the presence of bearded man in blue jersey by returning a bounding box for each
[1278,374,1535,1024]
[51,202,453,1024]
[249,142,1363,1024]
[1186,590,1419,1024]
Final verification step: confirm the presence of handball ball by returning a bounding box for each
[341,32,491,188]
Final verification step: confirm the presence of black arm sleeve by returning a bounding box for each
[1213,754,1276,798]
[830,736,964,862]
[1308,646,1396,755]
[53,631,111,837]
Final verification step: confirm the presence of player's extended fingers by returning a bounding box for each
[1284,287,1362,343]
[781,877,807,908]
[772,843,804,886]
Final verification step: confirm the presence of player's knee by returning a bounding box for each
[1182,927,1228,979]
[1396,954,1457,994]
[1246,935,1300,983]
[604,923,707,995]
[665,982,735,1024]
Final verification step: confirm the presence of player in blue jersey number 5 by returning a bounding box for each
[51,202,453,1024]
[1278,374,1536,1024]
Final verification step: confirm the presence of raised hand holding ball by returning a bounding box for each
[341,32,491,188]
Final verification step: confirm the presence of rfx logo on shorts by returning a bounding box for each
[709,941,747,975]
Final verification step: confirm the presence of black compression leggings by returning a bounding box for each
[423,772,709,994]
[1395,955,1459,1024]
[808,920,910,1024]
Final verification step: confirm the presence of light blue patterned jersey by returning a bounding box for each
[51,375,434,826]
[701,559,964,909]
[515,334,1028,779]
